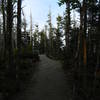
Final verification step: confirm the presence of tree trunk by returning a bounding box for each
[2,0,6,56]
[17,0,22,50]
[83,0,87,66]
[7,0,13,67]
[65,0,70,49]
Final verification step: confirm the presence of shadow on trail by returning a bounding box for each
[11,55,72,100]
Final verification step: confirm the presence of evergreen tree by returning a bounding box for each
[33,24,39,49]
[58,0,71,49]
[47,10,53,56]
[55,15,63,58]
[39,30,45,54]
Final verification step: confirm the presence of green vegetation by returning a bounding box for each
[0,0,100,99]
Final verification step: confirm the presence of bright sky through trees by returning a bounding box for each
[22,0,65,29]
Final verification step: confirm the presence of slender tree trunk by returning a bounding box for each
[7,0,13,66]
[79,1,88,99]
[2,0,6,56]
[17,0,22,50]
[83,0,88,98]
[30,11,32,44]
[65,0,70,49]
[48,10,53,55]
[16,0,22,89]
[44,25,47,54]
[6,0,14,96]
[73,5,85,100]
[83,0,87,66]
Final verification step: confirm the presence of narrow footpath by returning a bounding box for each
[13,55,72,100]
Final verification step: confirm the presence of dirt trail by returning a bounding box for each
[13,55,72,100]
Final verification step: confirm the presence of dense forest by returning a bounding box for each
[0,0,100,100]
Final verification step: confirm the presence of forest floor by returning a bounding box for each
[11,55,73,100]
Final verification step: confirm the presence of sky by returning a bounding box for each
[22,0,65,30]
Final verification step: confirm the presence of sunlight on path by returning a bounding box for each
[13,55,72,100]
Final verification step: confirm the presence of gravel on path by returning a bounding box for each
[12,55,72,100]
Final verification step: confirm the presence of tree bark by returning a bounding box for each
[17,0,22,50]
[65,0,70,49]
[7,0,13,66]
[2,0,6,56]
